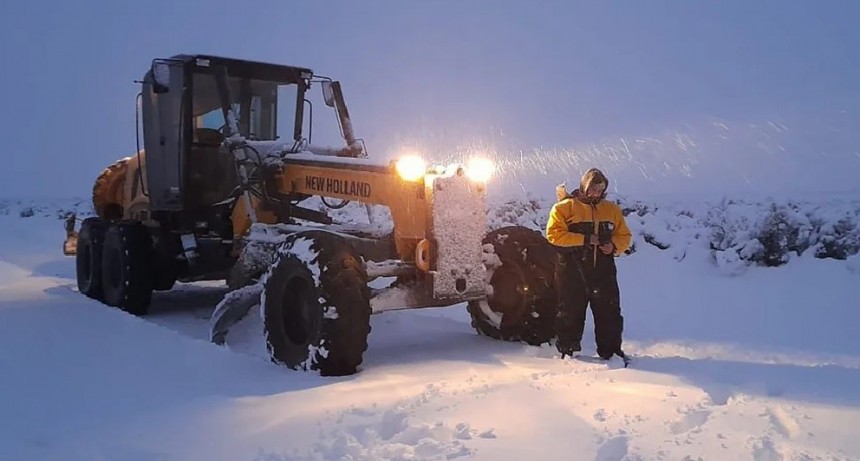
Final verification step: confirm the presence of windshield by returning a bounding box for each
[191,72,299,142]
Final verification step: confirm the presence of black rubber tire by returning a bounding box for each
[263,230,371,376]
[151,231,178,291]
[76,217,107,300]
[467,225,558,346]
[100,222,154,315]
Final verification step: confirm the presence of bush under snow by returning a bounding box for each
[486,194,860,272]
[0,198,93,221]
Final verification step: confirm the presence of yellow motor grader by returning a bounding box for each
[63,54,558,375]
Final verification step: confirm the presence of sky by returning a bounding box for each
[2,0,860,198]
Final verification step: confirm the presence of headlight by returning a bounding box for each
[465,157,494,182]
[395,155,426,182]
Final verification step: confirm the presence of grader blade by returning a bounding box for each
[209,283,264,345]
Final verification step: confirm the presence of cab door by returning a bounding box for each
[141,59,185,211]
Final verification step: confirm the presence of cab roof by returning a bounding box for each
[159,54,314,84]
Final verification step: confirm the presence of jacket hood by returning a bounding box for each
[579,168,609,202]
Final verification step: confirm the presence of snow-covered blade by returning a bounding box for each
[425,169,488,301]
[209,283,264,345]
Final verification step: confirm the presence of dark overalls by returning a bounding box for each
[554,223,624,359]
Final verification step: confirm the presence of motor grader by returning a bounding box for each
[63,54,558,376]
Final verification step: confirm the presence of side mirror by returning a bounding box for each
[321,81,336,107]
[152,62,170,94]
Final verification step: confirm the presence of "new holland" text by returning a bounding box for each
[305,176,372,198]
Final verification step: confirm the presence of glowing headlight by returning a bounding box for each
[395,155,427,182]
[465,157,495,182]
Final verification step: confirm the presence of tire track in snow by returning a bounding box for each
[762,406,801,440]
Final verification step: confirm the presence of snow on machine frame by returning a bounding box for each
[62,54,558,376]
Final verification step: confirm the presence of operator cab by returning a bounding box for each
[140,54,312,215]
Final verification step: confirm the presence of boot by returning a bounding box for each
[558,340,582,359]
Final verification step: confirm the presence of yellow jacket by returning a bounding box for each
[546,194,632,256]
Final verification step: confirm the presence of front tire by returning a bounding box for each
[263,231,371,376]
[467,225,558,345]
[100,222,153,315]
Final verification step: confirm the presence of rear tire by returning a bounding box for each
[467,225,557,346]
[263,231,371,376]
[76,217,107,300]
[101,222,154,315]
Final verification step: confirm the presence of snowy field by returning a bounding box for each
[1,192,860,461]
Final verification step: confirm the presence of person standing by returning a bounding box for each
[546,168,632,363]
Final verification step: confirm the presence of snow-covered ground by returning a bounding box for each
[2,193,860,461]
